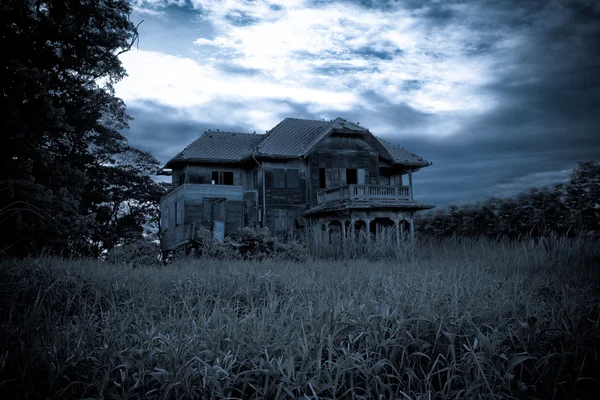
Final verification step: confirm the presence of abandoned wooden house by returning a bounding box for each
[159,117,434,251]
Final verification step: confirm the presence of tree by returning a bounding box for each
[0,0,154,257]
[564,161,600,234]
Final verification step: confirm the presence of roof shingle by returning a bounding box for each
[166,131,263,166]
[164,118,431,168]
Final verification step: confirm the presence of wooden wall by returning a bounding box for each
[261,159,308,236]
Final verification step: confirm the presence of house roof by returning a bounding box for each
[164,117,431,168]
[376,138,431,167]
[166,131,263,166]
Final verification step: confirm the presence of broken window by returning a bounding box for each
[346,168,357,185]
[211,170,235,185]
[319,168,326,189]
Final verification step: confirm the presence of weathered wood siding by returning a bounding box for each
[160,184,244,249]
[308,134,380,207]
[243,190,259,228]
[261,159,308,236]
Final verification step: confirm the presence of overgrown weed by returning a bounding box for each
[1,236,599,399]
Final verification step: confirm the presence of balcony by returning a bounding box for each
[317,184,411,206]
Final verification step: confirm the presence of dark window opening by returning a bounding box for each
[223,171,233,185]
[319,168,326,189]
[211,170,234,185]
[346,168,357,185]
[179,173,186,186]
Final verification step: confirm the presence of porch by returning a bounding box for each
[317,184,412,206]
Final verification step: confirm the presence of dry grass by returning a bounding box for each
[1,236,599,399]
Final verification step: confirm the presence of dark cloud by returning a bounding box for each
[124,0,599,208]
[123,100,252,165]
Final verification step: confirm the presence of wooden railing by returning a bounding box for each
[317,184,411,205]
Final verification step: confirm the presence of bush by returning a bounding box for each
[105,238,161,267]
[189,226,306,262]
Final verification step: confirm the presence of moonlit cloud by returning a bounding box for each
[119,0,600,207]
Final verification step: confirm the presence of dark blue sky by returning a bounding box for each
[117,0,600,207]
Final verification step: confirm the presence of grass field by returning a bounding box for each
[1,236,599,399]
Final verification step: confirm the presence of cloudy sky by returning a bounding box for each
[116,0,600,207]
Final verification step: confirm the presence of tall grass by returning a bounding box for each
[1,236,599,399]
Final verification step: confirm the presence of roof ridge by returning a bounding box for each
[204,130,255,135]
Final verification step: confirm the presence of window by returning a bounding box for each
[178,173,186,186]
[189,174,205,184]
[274,209,287,232]
[286,169,299,189]
[272,169,286,188]
[357,168,366,185]
[271,168,300,189]
[346,168,357,184]
[176,199,184,225]
[211,170,234,185]
[319,168,326,189]
[223,171,233,185]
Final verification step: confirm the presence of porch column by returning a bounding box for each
[325,220,331,244]
[408,169,414,201]
[350,217,356,239]
[409,214,415,243]
[394,218,401,248]
[400,219,405,242]
[364,217,372,243]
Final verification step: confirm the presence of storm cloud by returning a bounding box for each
[119,0,600,207]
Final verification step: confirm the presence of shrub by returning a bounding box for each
[189,226,306,262]
[105,238,161,267]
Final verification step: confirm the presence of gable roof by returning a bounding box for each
[166,131,263,166]
[376,138,431,167]
[164,117,431,168]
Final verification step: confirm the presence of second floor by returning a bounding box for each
[161,117,432,209]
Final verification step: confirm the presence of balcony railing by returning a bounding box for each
[317,184,411,205]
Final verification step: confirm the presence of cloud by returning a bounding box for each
[120,0,600,207]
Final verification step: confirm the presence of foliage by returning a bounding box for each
[418,161,599,239]
[0,0,162,258]
[1,237,599,398]
[184,226,307,262]
[105,238,162,267]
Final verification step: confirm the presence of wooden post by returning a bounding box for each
[408,169,413,201]
[400,220,405,242]
[350,218,356,239]
[410,214,415,243]
[395,218,400,248]
[364,217,372,243]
